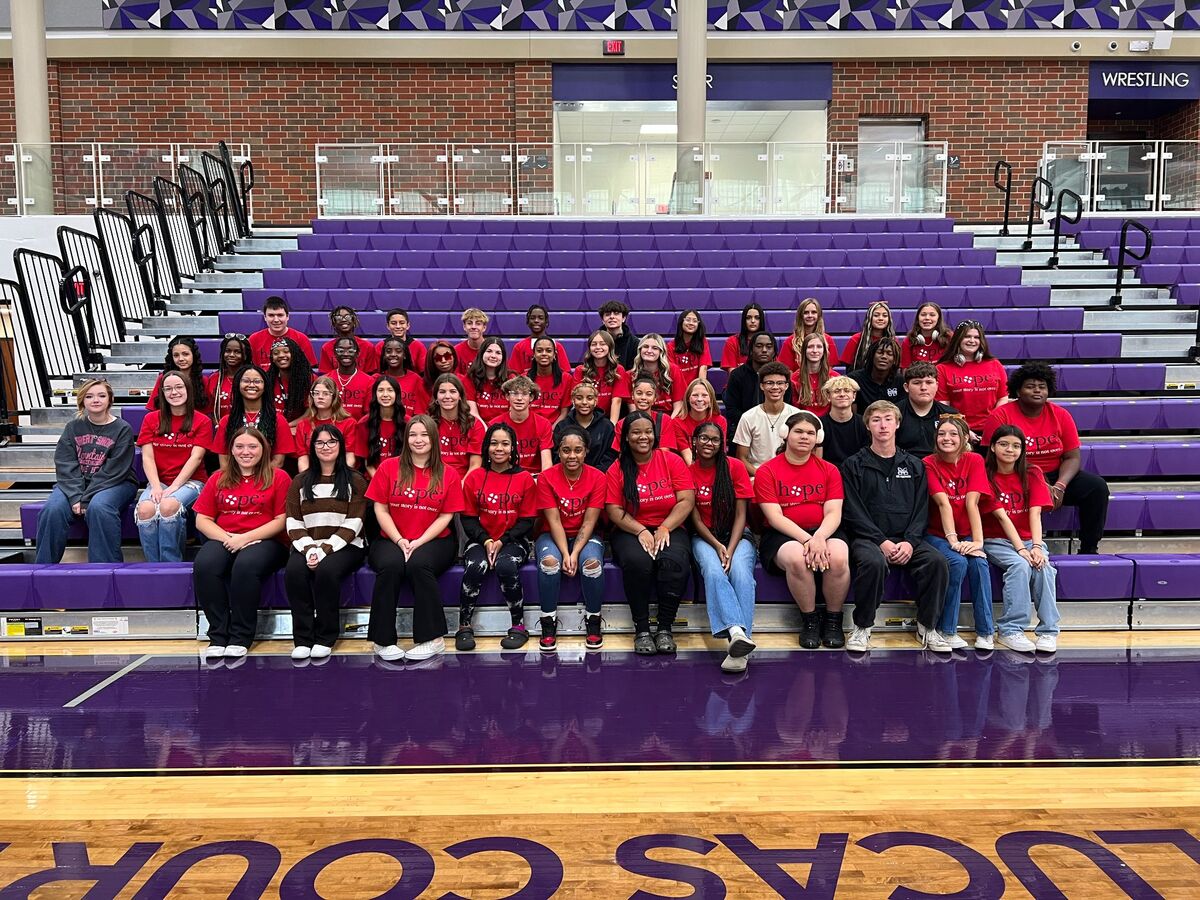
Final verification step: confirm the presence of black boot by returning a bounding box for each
[538,615,558,652]
[821,609,845,649]
[799,611,821,649]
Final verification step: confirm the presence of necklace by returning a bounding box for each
[763,407,786,433]
[332,369,357,393]
[562,467,583,491]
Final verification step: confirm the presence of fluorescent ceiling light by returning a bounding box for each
[639,124,677,135]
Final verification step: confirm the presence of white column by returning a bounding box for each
[11,0,53,212]
[674,0,707,213]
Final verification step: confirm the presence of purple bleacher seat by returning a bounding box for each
[1121,555,1200,599]
[121,407,150,431]
[1052,556,1135,601]
[112,563,196,609]
[1175,284,1200,306]
[902,267,939,287]
[0,565,46,611]
[862,267,903,288]
[1143,494,1200,531]
[32,564,119,609]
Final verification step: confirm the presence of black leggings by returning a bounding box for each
[284,544,366,648]
[1045,468,1110,555]
[610,527,691,633]
[194,539,288,648]
[460,540,529,627]
[368,536,458,646]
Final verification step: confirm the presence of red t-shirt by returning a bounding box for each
[327,370,375,421]
[365,457,465,541]
[464,377,508,424]
[536,464,606,538]
[269,374,308,419]
[193,469,291,536]
[666,342,712,385]
[573,364,626,415]
[462,467,539,540]
[437,416,485,472]
[355,414,400,470]
[720,334,748,370]
[454,340,482,376]
[293,416,366,459]
[753,453,844,531]
[689,457,753,532]
[923,452,992,540]
[612,412,685,454]
[790,370,831,418]
[376,338,428,374]
[778,334,838,372]
[936,358,1008,431]
[615,364,686,414]
[209,411,298,457]
[145,371,213,417]
[981,466,1052,541]
[249,327,317,369]
[900,337,943,368]
[674,412,728,449]
[532,372,573,420]
[377,371,430,421]
[604,449,694,529]
[319,336,379,376]
[494,411,554,475]
[510,338,571,376]
[203,371,237,423]
[136,411,212,485]
[839,332,867,367]
[980,402,1080,474]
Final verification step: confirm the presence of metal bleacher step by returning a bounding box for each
[72,370,155,395]
[972,235,1076,251]
[1050,287,1169,306]
[0,490,48,520]
[999,251,1104,267]
[185,272,263,290]
[168,292,244,312]
[236,237,298,253]
[1023,268,1136,286]
[1165,365,1200,389]
[1118,334,1197,358]
[214,254,280,271]
[139,316,220,337]
[109,341,168,363]
[1085,310,1197,331]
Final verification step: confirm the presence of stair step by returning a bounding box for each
[973,235,1078,251]
[215,254,281,271]
[1085,310,1198,331]
[236,237,297,252]
[1023,268,1137,286]
[0,490,49,519]
[1050,287,1169,306]
[1118,334,1196,358]
[140,316,220,336]
[72,371,156,394]
[1165,366,1200,389]
[110,340,167,360]
[168,293,243,312]
[999,251,1103,267]
[185,273,263,290]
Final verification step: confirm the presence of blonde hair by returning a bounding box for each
[934,414,972,460]
[823,374,860,394]
[306,375,350,423]
[632,333,674,394]
[862,400,902,425]
[75,378,114,417]
[795,333,832,408]
[677,378,717,419]
[461,307,489,327]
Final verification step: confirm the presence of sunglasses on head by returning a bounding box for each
[224,332,247,341]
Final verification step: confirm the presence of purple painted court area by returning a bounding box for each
[0,649,1196,772]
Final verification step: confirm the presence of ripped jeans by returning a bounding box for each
[459,539,531,628]
[534,532,606,615]
[135,480,204,563]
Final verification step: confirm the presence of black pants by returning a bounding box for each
[460,540,529,627]
[848,538,948,630]
[194,539,288,648]
[368,536,457,646]
[1045,468,1110,554]
[284,544,366,648]
[610,527,691,633]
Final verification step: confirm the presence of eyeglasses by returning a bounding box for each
[332,313,355,322]
[695,434,721,445]
[761,380,789,388]
[313,439,340,449]
[433,354,455,363]
[223,333,247,341]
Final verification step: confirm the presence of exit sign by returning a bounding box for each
[603,39,625,56]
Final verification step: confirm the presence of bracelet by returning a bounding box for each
[638,528,649,537]
[1016,546,1030,553]
[946,533,959,541]
[1053,481,1067,491]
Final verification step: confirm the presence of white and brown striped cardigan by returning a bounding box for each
[285,471,368,561]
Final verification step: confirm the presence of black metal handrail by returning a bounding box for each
[219,140,254,237]
[1047,188,1083,269]
[994,160,1013,236]
[95,207,162,320]
[179,162,226,262]
[59,265,105,370]
[1021,176,1054,251]
[203,150,242,248]
[1111,220,1153,309]
[153,176,206,278]
[56,225,124,346]
[128,188,182,296]
[15,249,103,395]
[0,277,48,415]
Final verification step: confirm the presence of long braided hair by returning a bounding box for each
[693,420,737,544]
[224,364,276,453]
[617,410,657,516]
[266,336,313,422]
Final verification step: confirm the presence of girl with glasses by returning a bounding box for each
[293,375,363,472]
[209,364,297,469]
[146,336,210,416]
[667,309,712,385]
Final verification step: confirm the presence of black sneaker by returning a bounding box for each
[654,629,677,654]
[585,614,603,650]
[539,616,557,652]
[634,631,657,655]
[500,624,529,650]
[455,627,476,651]
[799,612,821,649]
[821,610,845,649]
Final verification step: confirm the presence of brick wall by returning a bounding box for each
[830,61,1090,222]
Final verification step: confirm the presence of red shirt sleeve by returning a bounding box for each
[441,469,466,514]
[924,456,947,495]
[272,413,297,456]
[824,461,845,501]
[537,416,554,452]
[668,364,686,402]
[136,412,158,446]
[193,473,221,518]
[729,457,753,500]
[1054,404,1081,453]
[461,467,483,517]
[840,333,861,367]
[720,334,742,369]
[604,465,624,507]
[664,449,694,492]
[753,459,779,505]
[1027,466,1053,509]
[964,453,992,499]
[365,458,394,504]
[517,471,540,517]
[269,472,291,517]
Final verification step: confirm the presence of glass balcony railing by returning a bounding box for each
[314,141,949,217]
[1041,140,1200,214]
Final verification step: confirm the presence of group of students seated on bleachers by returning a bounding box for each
[34,294,1112,671]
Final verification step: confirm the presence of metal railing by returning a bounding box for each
[1048,188,1083,269]
[1042,141,1200,214]
[0,279,40,424]
[0,142,253,218]
[313,141,950,218]
[993,160,1013,235]
[1111,220,1153,308]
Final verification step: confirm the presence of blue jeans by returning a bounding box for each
[983,539,1060,637]
[692,535,757,637]
[135,480,203,563]
[535,532,606,614]
[35,482,137,564]
[926,534,995,637]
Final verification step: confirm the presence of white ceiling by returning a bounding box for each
[555,110,793,144]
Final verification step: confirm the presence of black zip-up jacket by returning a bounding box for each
[839,446,929,547]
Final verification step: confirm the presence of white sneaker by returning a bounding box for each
[310,644,332,659]
[721,653,748,673]
[407,637,445,661]
[997,632,1036,653]
[373,643,405,662]
[224,646,248,658]
[727,625,756,658]
[975,634,995,651]
[846,627,871,652]
[942,632,969,650]
[204,645,226,660]
[1035,634,1058,653]
[923,630,954,654]
[291,646,311,660]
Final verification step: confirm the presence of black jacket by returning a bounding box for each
[840,446,929,546]
[610,327,639,372]
[553,410,617,471]
[896,399,958,458]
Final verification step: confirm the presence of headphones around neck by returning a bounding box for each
[914,329,940,346]
[954,350,984,366]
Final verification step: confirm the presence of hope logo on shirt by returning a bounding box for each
[638,477,670,496]
[558,496,585,515]
[781,481,825,502]
[998,488,1026,512]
